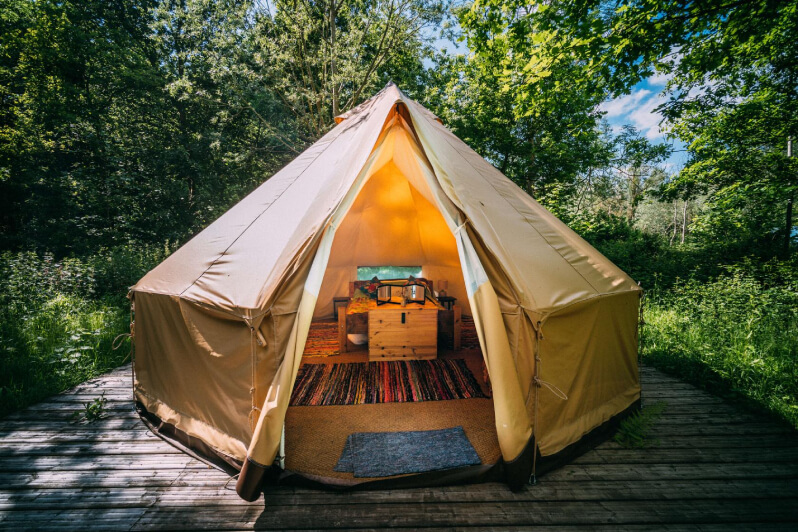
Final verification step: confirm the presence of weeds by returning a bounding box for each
[71,393,108,424]
[614,402,667,449]
[0,246,169,417]
[643,264,798,429]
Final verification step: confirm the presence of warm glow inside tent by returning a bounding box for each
[131,83,641,501]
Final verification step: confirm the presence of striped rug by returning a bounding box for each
[302,321,340,357]
[460,316,480,350]
[290,359,486,407]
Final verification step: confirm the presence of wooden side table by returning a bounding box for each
[438,296,457,310]
[437,304,461,350]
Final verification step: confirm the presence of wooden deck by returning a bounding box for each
[1,365,797,530]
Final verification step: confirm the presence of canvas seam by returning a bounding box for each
[541,289,641,319]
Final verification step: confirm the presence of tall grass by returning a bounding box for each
[0,245,173,417]
[643,263,798,428]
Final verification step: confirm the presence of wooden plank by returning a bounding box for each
[0,469,231,490]
[573,446,798,465]
[3,479,797,508]
[0,455,206,472]
[109,499,798,529]
[542,462,798,481]
[645,423,795,437]
[1,362,797,531]
[0,430,162,443]
[599,434,798,450]
[0,441,185,457]
[0,418,145,431]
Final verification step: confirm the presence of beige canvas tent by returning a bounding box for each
[131,83,641,501]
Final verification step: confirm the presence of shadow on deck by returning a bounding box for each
[1,364,797,530]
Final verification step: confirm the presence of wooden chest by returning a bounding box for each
[368,304,438,360]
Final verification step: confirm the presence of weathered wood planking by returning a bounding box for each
[1,363,797,530]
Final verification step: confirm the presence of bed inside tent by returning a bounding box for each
[283,107,501,483]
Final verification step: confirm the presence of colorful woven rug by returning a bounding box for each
[460,315,480,350]
[290,359,487,406]
[302,321,340,357]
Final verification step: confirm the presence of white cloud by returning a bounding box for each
[600,88,667,140]
[647,71,671,87]
[600,89,652,119]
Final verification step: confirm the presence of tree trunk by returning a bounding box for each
[330,0,338,117]
[786,137,794,257]
[670,201,678,246]
[681,200,688,244]
[626,169,639,222]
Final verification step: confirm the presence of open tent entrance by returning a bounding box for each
[283,107,501,483]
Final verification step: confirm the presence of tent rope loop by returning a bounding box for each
[533,376,568,401]
[453,218,471,235]
[248,406,262,432]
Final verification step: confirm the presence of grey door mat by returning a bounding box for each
[333,426,481,477]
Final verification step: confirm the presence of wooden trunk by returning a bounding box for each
[368,305,437,360]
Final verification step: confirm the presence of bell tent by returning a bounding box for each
[131,83,641,501]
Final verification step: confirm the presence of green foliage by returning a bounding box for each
[0,0,300,254]
[0,247,169,417]
[71,392,108,424]
[458,0,797,255]
[614,402,666,449]
[644,263,798,428]
[425,13,618,199]
[254,0,449,136]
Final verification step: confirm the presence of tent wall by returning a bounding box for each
[133,291,252,462]
[535,291,641,456]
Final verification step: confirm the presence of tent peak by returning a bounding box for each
[335,83,404,124]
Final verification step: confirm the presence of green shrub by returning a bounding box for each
[89,242,176,300]
[0,293,129,417]
[643,264,798,428]
[0,246,174,417]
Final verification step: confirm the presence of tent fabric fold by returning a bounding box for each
[131,83,641,501]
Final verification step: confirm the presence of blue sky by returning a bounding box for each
[599,75,688,172]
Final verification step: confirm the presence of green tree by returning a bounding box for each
[0,0,159,252]
[460,0,798,258]
[254,0,450,138]
[0,0,301,253]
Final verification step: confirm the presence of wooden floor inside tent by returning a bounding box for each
[2,365,798,529]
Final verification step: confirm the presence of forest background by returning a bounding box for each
[1,0,796,428]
